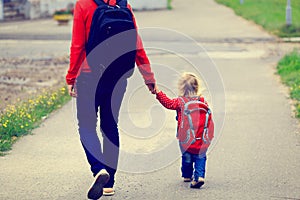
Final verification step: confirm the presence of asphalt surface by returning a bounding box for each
[0,0,300,199]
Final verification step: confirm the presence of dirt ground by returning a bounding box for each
[0,56,69,111]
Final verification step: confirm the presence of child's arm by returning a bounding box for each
[156,91,180,110]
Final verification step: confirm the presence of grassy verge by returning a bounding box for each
[277,50,300,118]
[0,86,71,155]
[214,0,300,37]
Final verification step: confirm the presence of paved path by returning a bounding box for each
[1,0,300,199]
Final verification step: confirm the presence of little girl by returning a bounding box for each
[155,72,214,189]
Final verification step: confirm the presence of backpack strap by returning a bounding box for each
[117,0,128,7]
[195,96,211,144]
[178,97,187,129]
[202,97,211,144]
[94,0,127,7]
[179,97,197,144]
[94,0,106,6]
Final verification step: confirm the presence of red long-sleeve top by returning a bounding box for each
[66,0,156,85]
[156,91,183,131]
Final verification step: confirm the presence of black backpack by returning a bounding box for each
[86,0,137,81]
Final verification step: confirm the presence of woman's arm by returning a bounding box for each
[128,4,156,85]
[66,2,86,86]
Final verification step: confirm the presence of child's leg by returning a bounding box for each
[181,152,193,179]
[193,153,207,181]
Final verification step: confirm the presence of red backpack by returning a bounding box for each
[177,96,214,154]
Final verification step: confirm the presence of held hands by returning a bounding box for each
[146,83,160,94]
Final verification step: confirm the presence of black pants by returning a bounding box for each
[76,72,127,188]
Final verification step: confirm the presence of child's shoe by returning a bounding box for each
[103,188,115,196]
[190,177,205,189]
[87,169,110,199]
[183,177,192,182]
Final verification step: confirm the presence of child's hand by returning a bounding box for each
[146,83,161,94]
[154,86,160,94]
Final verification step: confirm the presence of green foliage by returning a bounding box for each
[279,25,300,37]
[53,9,72,15]
[167,0,173,10]
[277,50,300,117]
[0,87,71,154]
[215,0,300,37]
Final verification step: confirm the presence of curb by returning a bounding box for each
[282,37,300,43]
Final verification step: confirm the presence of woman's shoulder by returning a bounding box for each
[76,0,97,9]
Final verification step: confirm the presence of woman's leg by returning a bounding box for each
[76,73,105,176]
[98,79,127,188]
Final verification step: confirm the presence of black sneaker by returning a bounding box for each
[87,169,110,199]
[183,178,192,182]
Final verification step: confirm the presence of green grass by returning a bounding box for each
[215,0,300,37]
[277,50,300,118]
[0,86,71,155]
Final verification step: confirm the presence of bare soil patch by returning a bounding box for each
[0,56,69,111]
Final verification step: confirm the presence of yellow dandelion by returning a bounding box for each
[61,87,66,94]
[3,123,7,128]
[8,105,16,113]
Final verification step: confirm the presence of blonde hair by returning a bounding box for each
[178,72,201,97]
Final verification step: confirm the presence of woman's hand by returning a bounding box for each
[146,83,158,94]
[68,84,77,97]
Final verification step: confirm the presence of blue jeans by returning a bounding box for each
[76,72,127,188]
[181,149,207,181]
